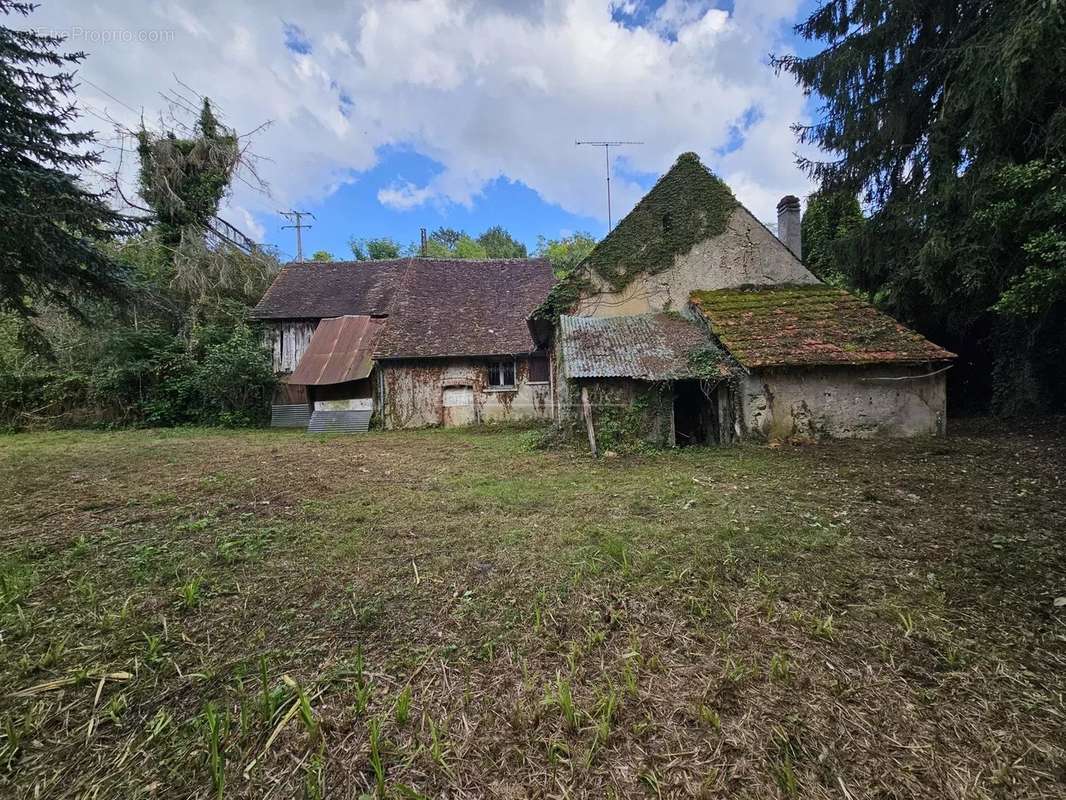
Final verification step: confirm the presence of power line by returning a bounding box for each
[279,210,315,262]
[575,140,643,230]
[80,77,141,116]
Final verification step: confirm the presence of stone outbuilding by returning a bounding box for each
[557,312,732,447]
[534,152,955,444]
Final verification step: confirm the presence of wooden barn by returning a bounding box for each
[251,257,556,432]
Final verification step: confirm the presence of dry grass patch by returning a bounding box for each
[1,420,1064,798]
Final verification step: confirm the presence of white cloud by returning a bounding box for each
[232,206,266,240]
[377,181,436,210]
[25,0,818,234]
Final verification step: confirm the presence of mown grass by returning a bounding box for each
[1,421,1064,798]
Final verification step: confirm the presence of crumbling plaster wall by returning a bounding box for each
[740,366,948,440]
[378,357,552,430]
[574,206,820,318]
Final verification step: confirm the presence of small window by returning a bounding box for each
[528,354,550,383]
[488,360,516,389]
[662,212,672,232]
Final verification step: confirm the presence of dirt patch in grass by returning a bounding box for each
[1,421,1064,798]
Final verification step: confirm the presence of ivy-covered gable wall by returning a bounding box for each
[584,152,738,291]
[549,152,820,320]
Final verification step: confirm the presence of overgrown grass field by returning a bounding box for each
[1,422,1064,798]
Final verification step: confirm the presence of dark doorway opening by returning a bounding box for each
[673,380,717,447]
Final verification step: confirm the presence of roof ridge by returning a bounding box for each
[410,256,549,263]
[283,256,548,268]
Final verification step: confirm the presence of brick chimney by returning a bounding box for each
[776,195,802,260]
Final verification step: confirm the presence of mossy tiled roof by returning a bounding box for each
[689,286,955,368]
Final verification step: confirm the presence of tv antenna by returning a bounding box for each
[280,210,315,261]
[576,140,643,230]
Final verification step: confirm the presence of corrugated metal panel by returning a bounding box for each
[306,409,372,434]
[287,315,385,386]
[271,404,312,428]
[559,313,715,380]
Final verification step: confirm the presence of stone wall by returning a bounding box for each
[739,365,948,440]
[378,356,553,430]
[574,206,820,318]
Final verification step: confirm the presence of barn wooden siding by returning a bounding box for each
[264,321,317,374]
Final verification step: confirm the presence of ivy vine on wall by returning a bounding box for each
[531,152,738,324]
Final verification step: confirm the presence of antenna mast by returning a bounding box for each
[280,210,315,262]
[576,140,643,230]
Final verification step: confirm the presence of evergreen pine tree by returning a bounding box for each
[0,1,134,321]
[775,1,1066,412]
[801,191,864,287]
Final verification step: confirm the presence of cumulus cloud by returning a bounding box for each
[377,181,436,211]
[233,206,267,241]
[25,0,817,231]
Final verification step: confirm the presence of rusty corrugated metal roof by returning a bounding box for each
[560,313,715,380]
[286,315,385,386]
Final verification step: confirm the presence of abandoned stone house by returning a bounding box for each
[250,257,556,431]
[532,152,955,445]
[252,152,953,442]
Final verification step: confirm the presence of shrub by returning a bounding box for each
[0,317,274,430]
[190,324,275,426]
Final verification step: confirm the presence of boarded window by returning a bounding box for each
[442,385,474,407]
[528,354,550,383]
[488,360,516,388]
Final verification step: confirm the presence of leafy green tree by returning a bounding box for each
[453,235,488,259]
[310,250,334,262]
[421,227,523,259]
[477,225,528,258]
[422,239,450,258]
[801,191,864,286]
[775,1,1066,412]
[429,227,463,250]
[535,233,597,277]
[0,1,136,323]
[984,162,1066,318]
[350,237,404,261]
[135,97,274,322]
[0,27,274,429]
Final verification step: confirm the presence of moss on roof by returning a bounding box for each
[690,285,956,368]
[531,152,737,323]
[586,152,737,292]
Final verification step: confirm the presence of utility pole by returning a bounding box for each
[280,210,315,261]
[575,140,643,230]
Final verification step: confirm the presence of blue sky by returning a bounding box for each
[30,0,826,261]
[259,146,608,260]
